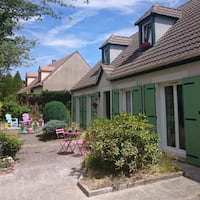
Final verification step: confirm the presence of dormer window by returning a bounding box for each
[102,45,110,64]
[135,5,181,47]
[99,35,132,65]
[144,22,152,43]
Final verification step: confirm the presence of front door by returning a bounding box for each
[165,84,185,153]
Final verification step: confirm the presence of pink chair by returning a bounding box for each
[56,128,73,153]
[21,113,32,126]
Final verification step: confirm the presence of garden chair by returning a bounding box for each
[56,128,74,153]
[5,114,18,127]
[74,139,88,155]
[20,113,32,126]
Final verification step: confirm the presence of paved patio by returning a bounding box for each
[0,133,200,200]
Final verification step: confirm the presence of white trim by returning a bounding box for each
[159,82,186,157]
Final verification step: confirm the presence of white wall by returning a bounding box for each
[110,45,126,63]
[41,72,51,81]
[43,53,90,91]
[154,16,176,42]
[27,77,36,86]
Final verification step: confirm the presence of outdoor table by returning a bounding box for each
[63,131,82,153]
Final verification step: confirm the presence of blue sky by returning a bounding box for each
[14,0,188,79]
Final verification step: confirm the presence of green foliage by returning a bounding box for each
[84,113,160,175]
[43,101,70,123]
[42,120,66,140]
[0,132,22,158]
[0,0,89,73]
[1,97,30,119]
[0,72,24,99]
[18,90,71,108]
[13,71,24,94]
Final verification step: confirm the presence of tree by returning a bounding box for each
[13,71,24,93]
[0,0,88,73]
[1,73,14,97]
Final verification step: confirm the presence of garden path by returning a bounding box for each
[0,133,199,200]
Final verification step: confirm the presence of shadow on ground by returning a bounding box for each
[177,161,200,183]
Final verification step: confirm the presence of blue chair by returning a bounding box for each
[5,114,18,127]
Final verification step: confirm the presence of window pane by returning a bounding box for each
[126,91,131,113]
[177,85,185,150]
[165,86,176,147]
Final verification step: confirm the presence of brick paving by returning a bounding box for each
[0,133,200,200]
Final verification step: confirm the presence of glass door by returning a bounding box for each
[165,85,185,151]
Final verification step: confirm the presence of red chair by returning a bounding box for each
[55,128,73,153]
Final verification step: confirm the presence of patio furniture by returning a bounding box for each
[5,114,18,127]
[20,113,32,126]
[56,128,74,153]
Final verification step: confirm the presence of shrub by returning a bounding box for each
[84,113,160,175]
[0,132,22,158]
[1,98,30,120]
[42,120,66,140]
[43,101,70,123]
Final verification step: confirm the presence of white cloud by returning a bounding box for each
[71,0,181,13]
[48,9,98,37]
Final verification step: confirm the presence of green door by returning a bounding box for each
[132,86,143,115]
[79,96,87,129]
[91,93,97,120]
[72,96,76,122]
[144,84,157,127]
[82,96,87,129]
[79,96,83,128]
[183,76,200,166]
[112,89,119,118]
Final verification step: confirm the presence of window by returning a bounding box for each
[126,91,131,114]
[102,46,110,64]
[142,22,152,44]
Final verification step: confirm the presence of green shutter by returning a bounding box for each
[79,96,83,128]
[91,93,97,120]
[144,84,157,127]
[72,96,76,122]
[112,89,119,118]
[82,96,87,129]
[132,86,143,115]
[183,76,200,166]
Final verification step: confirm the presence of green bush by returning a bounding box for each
[84,113,160,175]
[1,96,30,120]
[42,120,66,140]
[0,132,22,158]
[43,101,70,123]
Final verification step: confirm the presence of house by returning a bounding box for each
[18,51,90,94]
[71,0,200,167]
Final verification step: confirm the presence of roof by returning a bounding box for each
[26,73,38,78]
[71,33,138,91]
[135,4,182,25]
[18,78,39,94]
[19,51,83,93]
[71,61,102,91]
[39,66,55,72]
[110,0,200,80]
[99,35,132,49]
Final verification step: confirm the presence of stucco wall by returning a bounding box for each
[41,72,51,81]
[43,53,90,91]
[154,16,176,42]
[110,45,126,63]
[27,77,36,86]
